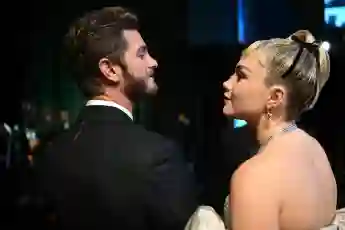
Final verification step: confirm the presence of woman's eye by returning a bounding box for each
[237,71,246,80]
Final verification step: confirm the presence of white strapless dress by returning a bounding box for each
[185,196,344,230]
[184,206,226,230]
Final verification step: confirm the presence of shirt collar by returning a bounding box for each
[86,100,133,121]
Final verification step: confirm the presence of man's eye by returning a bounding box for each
[137,52,146,58]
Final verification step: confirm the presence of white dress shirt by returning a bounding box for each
[86,100,133,121]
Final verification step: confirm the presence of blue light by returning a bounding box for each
[237,0,246,43]
[234,119,247,128]
[324,6,345,27]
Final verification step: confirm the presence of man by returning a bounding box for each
[35,7,197,230]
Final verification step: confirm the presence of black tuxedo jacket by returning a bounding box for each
[35,105,198,230]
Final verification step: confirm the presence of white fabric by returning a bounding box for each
[185,206,226,230]
[323,207,345,230]
[86,100,133,121]
[184,196,344,230]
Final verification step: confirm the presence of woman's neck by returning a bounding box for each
[256,117,294,146]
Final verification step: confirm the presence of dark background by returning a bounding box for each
[0,0,343,223]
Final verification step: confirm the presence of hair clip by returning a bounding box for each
[281,35,321,78]
[290,35,320,54]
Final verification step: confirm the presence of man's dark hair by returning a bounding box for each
[64,6,139,97]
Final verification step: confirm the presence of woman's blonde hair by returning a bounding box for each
[244,30,330,120]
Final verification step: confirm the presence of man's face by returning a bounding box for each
[120,30,158,100]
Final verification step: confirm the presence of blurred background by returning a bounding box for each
[1,0,344,227]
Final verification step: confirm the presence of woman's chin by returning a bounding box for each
[223,107,235,117]
[223,108,246,121]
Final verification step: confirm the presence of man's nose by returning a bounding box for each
[149,55,158,69]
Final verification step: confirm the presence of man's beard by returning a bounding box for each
[123,70,153,103]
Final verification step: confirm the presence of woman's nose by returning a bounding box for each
[223,78,231,91]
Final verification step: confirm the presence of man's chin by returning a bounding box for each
[146,85,158,95]
[146,78,158,95]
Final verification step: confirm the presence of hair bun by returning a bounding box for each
[289,30,316,44]
[288,30,330,111]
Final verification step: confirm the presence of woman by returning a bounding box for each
[222,30,337,230]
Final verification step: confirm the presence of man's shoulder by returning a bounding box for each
[123,125,185,167]
[58,124,177,160]
[42,123,181,166]
[90,119,170,144]
[132,126,179,158]
[134,125,170,144]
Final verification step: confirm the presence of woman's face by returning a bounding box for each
[223,50,271,122]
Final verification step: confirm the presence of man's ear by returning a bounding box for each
[98,58,121,84]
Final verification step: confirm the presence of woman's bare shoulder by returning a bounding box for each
[231,151,282,187]
[231,129,327,187]
[231,131,309,185]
